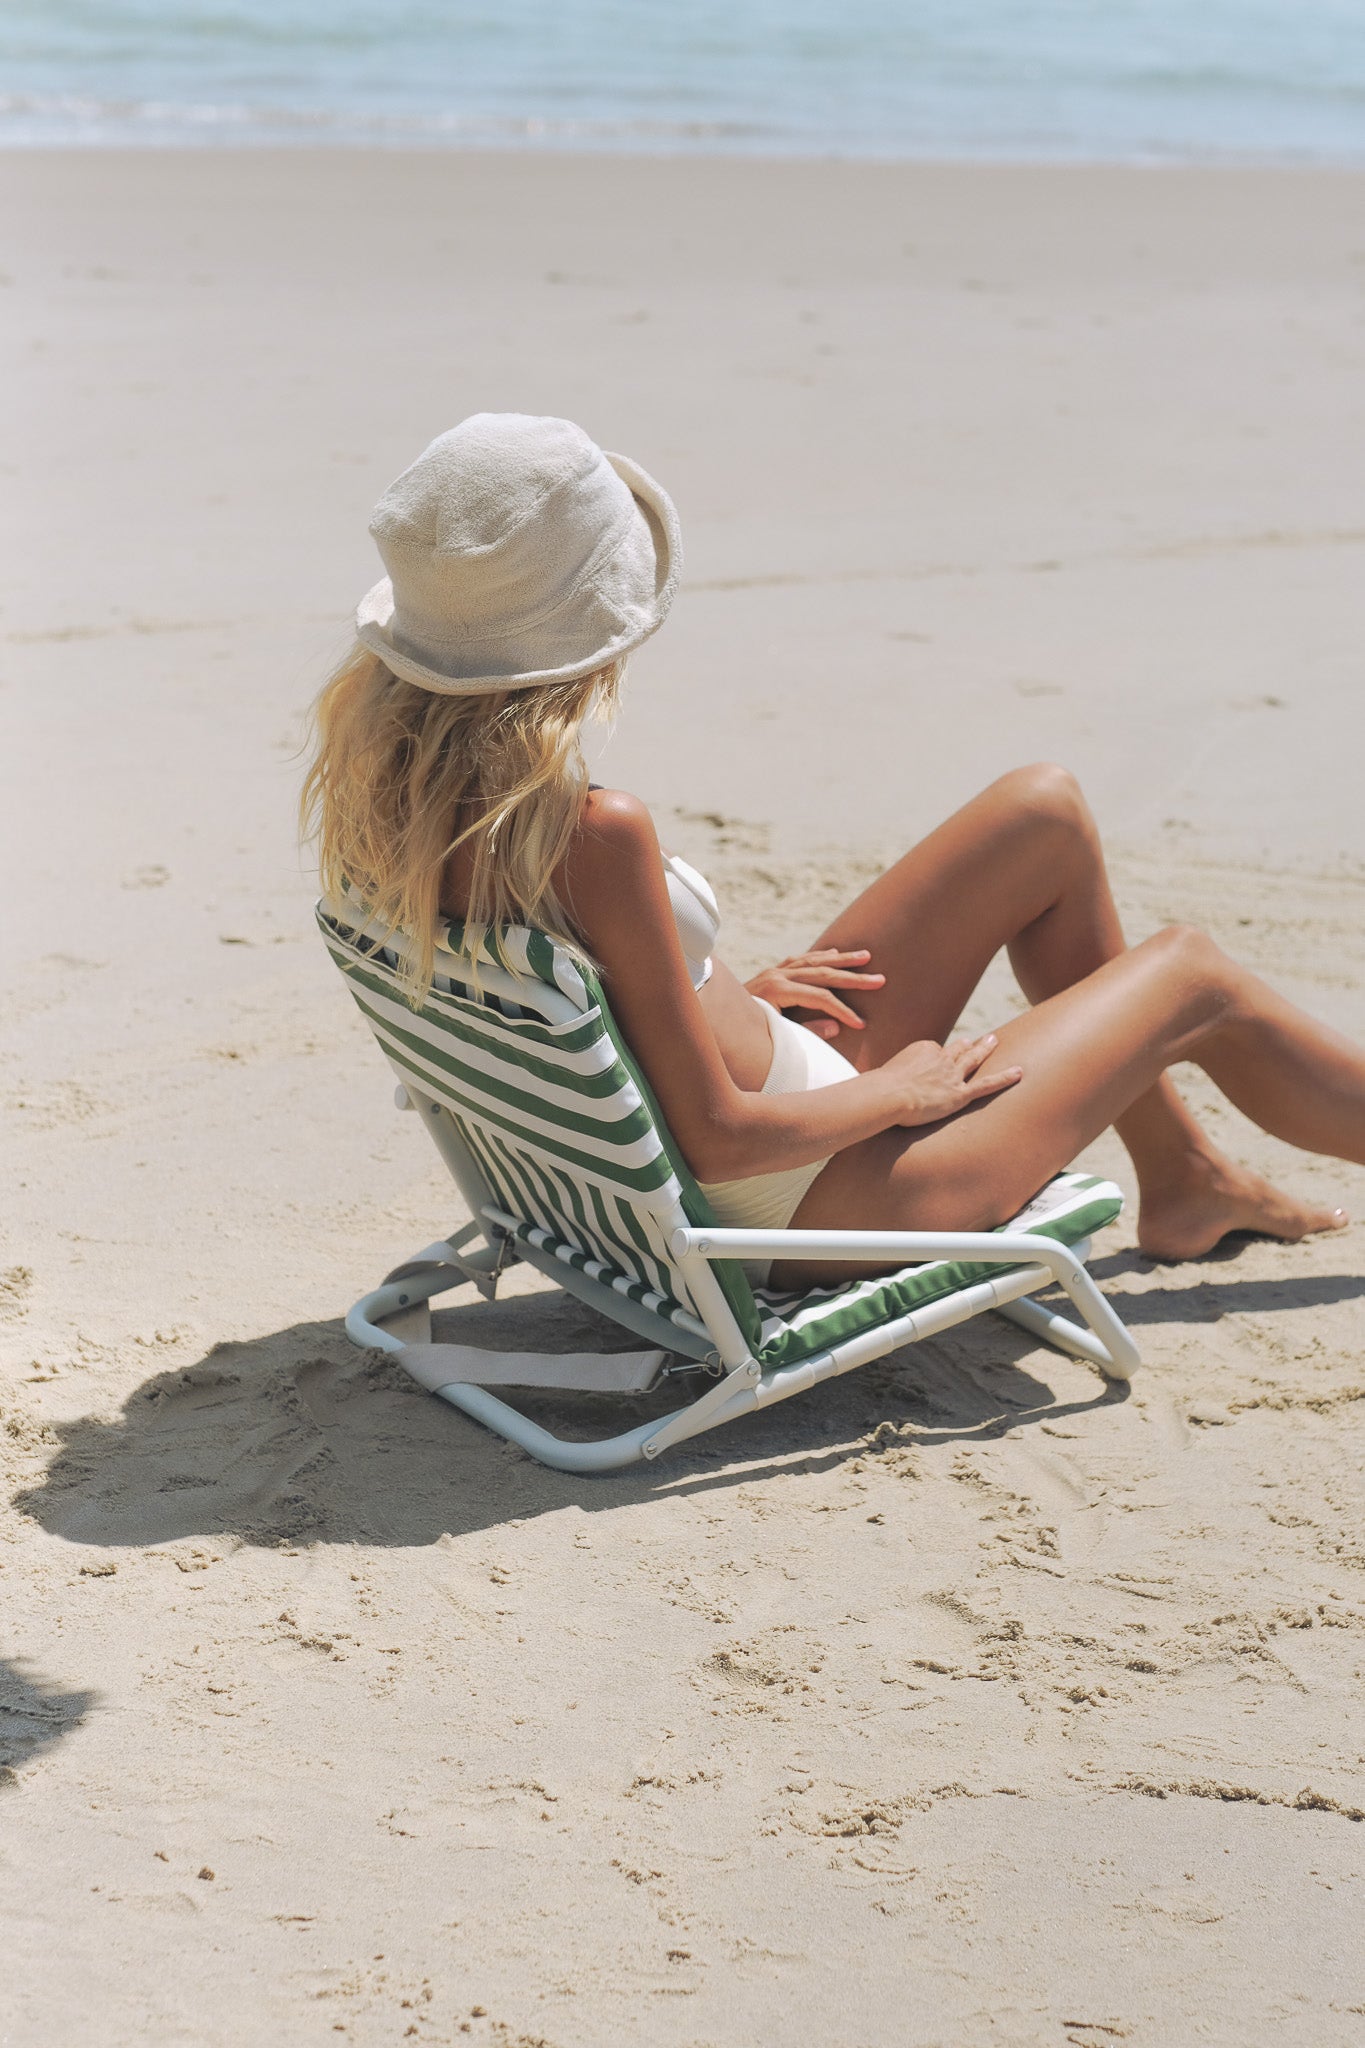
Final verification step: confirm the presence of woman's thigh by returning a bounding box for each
[772,933,1201,1286]
[801,765,1088,1071]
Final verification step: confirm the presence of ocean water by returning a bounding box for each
[3,0,1364,161]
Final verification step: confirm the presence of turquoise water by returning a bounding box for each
[3,0,1364,160]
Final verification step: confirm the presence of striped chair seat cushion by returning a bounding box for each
[749,1169,1123,1371]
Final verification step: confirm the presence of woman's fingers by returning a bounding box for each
[785,948,879,975]
[963,1065,1023,1101]
[787,967,885,990]
[781,954,883,989]
[954,1032,999,1074]
[789,984,866,1029]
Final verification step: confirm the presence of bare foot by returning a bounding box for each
[1137,1152,1348,1263]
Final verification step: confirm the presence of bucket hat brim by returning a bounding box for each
[355,450,681,695]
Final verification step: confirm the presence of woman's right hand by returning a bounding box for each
[878,1032,1022,1128]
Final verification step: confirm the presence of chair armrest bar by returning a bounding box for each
[671,1222,1139,1382]
[670,1224,1086,1280]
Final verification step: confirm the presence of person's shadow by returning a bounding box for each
[17,1261,1362,1553]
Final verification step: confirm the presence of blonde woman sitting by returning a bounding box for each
[303,413,1359,1291]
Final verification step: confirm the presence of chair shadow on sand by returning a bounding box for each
[18,1254,1363,1555]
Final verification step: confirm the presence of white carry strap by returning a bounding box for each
[397,1342,667,1396]
[372,1227,667,1394]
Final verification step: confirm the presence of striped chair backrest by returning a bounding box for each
[317,896,760,1345]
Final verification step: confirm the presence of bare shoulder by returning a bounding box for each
[571,786,659,879]
[581,784,656,842]
[562,787,668,955]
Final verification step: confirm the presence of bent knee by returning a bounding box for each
[1147,922,1225,979]
[995,761,1094,839]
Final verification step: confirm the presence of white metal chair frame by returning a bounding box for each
[345,1080,1140,1475]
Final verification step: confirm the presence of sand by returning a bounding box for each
[4,150,1365,2046]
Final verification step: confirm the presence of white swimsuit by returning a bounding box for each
[661,852,720,990]
[661,849,858,1287]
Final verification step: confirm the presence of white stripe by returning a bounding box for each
[497,928,537,982]
[548,948,591,1011]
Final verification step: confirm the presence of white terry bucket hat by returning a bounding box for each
[355,412,682,695]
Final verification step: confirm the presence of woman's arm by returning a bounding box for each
[561,791,1019,1183]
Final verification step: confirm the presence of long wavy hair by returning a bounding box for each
[300,644,623,1003]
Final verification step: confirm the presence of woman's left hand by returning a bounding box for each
[744,948,885,1039]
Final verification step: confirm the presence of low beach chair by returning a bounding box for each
[318,895,1139,1473]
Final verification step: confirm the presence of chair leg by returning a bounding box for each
[995,1290,1137,1382]
[430,1382,677,1473]
[346,1264,736,1472]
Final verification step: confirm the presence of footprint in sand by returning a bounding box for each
[700,1627,826,1708]
[1005,1442,1111,1562]
[0,1266,34,1320]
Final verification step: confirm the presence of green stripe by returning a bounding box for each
[482,1129,548,1233]
[544,1153,593,1246]
[610,1192,669,1300]
[584,1178,620,1259]
[524,929,558,986]
[460,1122,512,1214]
[508,1143,572,1243]
[496,1133,570,1241]
[530,1159,630,1286]
[546,1164,637,1289]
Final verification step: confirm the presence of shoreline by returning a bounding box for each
[8,138,1365,164]
[7,138,1365,167]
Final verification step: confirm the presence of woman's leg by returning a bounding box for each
[796,762,1343,1258]
[775,926,1359,1288]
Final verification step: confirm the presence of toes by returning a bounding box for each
[1255,1197,1346,1243]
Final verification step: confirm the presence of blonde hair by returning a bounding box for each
[300,644,623,1003]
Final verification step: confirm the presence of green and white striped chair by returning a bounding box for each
[318,893,1139,1473]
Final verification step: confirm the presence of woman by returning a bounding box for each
[303,412,1359,1291]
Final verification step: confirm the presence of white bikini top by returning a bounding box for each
[662,851,720,990]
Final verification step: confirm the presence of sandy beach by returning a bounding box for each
[4,149,1365,2045]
